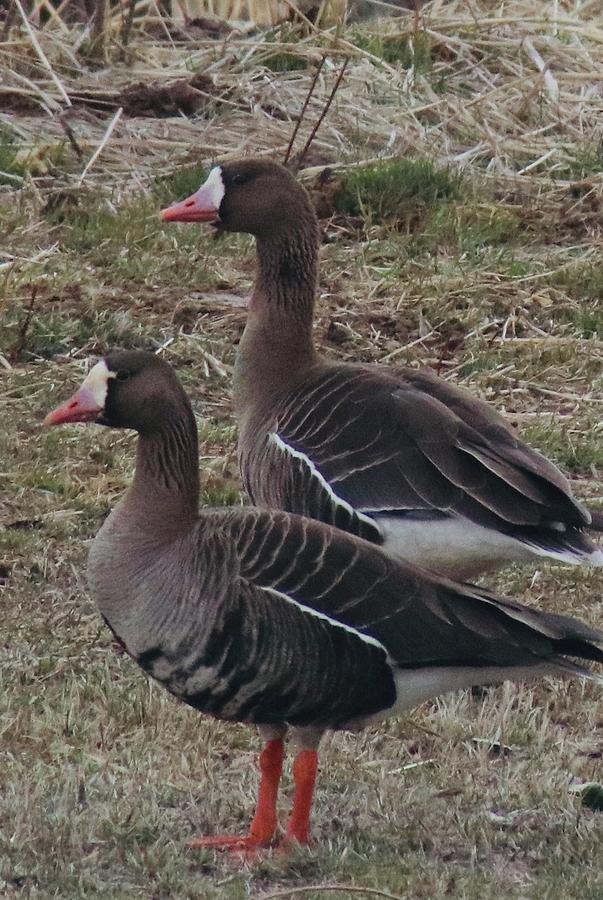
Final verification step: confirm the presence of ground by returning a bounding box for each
[0,2,602,898]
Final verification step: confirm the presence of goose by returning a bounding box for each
[161,159,603,580]
[45,350,603,851]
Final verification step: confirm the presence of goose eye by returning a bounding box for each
[232,173,248,186]
[115,370,131,382]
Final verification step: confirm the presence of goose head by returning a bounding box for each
[161,159,314,238]
[44,351,185,433]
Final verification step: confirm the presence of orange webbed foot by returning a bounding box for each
[190,738,284,857]
[277,835,312,856]
[188,833,274,858]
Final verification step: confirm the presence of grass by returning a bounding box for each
[353,28,433,72]
[263,51,309,73]
[427,204,523,253]
[572,309,603,340]
[0,134,23,186]
[550,262,603,304]
[557,141,603,179]
[0,304,156,360]
[153,164,209,206]
[521,420,603,476]
[335,159,459,225]
[1,1,603,897]
[0,131,66,185]
[262,24,310,72]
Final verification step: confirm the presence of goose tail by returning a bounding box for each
[552,658,603,684]
[522,526,603,568]
[472,587,603,673]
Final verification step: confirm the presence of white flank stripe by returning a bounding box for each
[262,585,388,653]
[270,432,377,531]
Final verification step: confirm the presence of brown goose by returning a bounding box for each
[45,350,603,851]
[161,160,603,580]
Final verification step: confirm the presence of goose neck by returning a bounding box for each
[235,224,319,405]
[252,224,319,329]
[126,406,200,533]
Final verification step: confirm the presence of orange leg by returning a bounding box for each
[283,749,318,846]
[189,738,285,853]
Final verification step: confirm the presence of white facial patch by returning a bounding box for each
[197,166,225,209]
[81,359,115,407]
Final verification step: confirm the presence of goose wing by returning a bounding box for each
[223,508,603,671]
[133,508,602,732]
[271,365,590,536]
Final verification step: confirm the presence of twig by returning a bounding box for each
[1,0,16,40]
[0,246,59,273]
[13,0,71,107]
[77,107,123,186]
[91,0,107,57]
[283,56,326,166]
[523,37,560,103]
[0,170,24,184]
[35,0,71,32]
[58,114,84,161]
[517,148,557,175]
[120,0,137,53]
[280,0,321,33]
[9,285,38,364]
[259,885,404,900]
[518,382,603,404]
[296,56,349,169]
[380,331,436,363]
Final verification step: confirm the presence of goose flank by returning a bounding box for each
[45,350,603,851]
[162,160,603,579]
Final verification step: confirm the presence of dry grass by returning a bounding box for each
[1,1,603,897]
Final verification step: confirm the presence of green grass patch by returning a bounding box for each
[335,158,459,225]
[354,28,432,72]
[261,23,309,72]
[545,262,603,336]
[263,51,308,72]
[153,163,208,206]
[559,141,603,179]
[457,206,522,252]
[0,130,66,185]
[201,480,241,508]
[551,262,603,303]
[570,308,603,339]
[0,134,23,186]
[43,186,219,289]
[61,196,157,253]
[0,307,152,360]
[417,203,523,255]
[522,422,603,475]
[457,349,506,377]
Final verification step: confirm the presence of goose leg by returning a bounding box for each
[190,731,285,853]
[283,749,319,846]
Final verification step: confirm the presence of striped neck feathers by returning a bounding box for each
[236,221,320,403]
[251,217,319,339]
[127,403,200,531]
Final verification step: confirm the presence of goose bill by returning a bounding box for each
[44,386,104,426]
[161,170,224,223]
[45,359,114,426]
